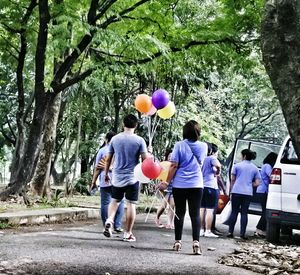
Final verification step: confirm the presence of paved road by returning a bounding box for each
[0,213,261,275]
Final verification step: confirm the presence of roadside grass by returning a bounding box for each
[0,192,161,213]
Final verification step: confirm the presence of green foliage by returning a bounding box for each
[0,0,288,190]
[74,172,92,195]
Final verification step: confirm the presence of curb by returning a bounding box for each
[0,207,99,226]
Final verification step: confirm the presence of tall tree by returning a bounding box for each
[261,0,300,157]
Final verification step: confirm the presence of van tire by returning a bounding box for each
[281,225,293,235]
[266,221,280,243]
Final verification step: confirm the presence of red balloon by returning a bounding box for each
[141,158,162,179]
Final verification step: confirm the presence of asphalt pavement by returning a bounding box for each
[0,212,260,275]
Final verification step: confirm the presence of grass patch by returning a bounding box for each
[0,221,12,229]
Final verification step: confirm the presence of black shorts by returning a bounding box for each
[112,182,140,204]
[201,187,218,209]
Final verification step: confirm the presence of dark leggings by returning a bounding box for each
[228,193,252,236]
[172,187,203,241]
[256,193,267,231]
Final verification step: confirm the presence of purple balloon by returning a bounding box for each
[152,89,170,109]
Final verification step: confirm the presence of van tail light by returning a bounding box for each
[270,168,281,185]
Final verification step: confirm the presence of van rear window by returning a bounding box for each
[280,139,300,165]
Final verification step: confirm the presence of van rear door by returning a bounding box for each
[278,138,300,214]
[228,139,281,214]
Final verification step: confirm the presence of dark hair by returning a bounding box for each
[123,114,138,128]
[241,148,256,160]
[100,131,116,148]
[164,148,173,161]
[211,143,218,154]
[183,120,201,141]
[263,152,278,167]
[205,142,212,156]
[105,131,116,143]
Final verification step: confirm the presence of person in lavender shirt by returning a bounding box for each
[227,149,261,240]
[255,152,278,237]
[159,120,207,255]
[200,143,222,238]
[90,131,125,233]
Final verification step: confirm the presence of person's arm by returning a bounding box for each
[91,167,100,189]
[230,174,236,194]
[212,158,221,176]
[158,162,178,191]
[104,153,113,184]
[217,175,227,195]
[253,169,261,187]
[253,178,261,187]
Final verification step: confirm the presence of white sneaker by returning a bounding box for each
[200,229,205,237]
[204,231,219,238]
[123,232,136,242]
[103,219,113,238]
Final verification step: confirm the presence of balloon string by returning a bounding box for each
[158,190,179,220]
[148,116,152,147]
[150,117,160,141]
[144,188,159,222]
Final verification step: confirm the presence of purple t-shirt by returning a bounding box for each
[257,163,272,193]
[95,145,112,188]
[108,132,147,187]
[202,155,219,189]
[170,139,207,188]
[231,160,261,196]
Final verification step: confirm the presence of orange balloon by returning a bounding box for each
[135,94,152,113]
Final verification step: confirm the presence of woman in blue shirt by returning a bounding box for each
[91,132,125,233]
[159,120,207,255]
[228,149,261,239]
[255,152,278,237]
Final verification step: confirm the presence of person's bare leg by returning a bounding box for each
[103,199,120,238]
[166,197,175,228]
[205,209,214,231]
[126,202,136,234]
[107,199,120,222]
[200,208,206,230]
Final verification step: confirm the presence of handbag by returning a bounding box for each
[217,194,230,214]
[220,200,232,224]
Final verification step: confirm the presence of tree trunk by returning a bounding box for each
[0,0,50,200]
[30,93,62,196]
[261,0,300,157]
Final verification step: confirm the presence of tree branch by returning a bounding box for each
[98,0,151,29]
[55,69,94,93]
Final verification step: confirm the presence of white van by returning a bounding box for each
[266,136,300,242]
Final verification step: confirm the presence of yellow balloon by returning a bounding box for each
[157,101,176,119]
[157,161,171,181]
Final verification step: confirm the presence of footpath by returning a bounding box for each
[0,195,155,226]
[0,196,103,226]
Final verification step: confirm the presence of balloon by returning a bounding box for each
[135,94,152,113]
[141,158,162,179]
[146,104,157,116]
[134,163,150,183]
[157,101,176,119]
[157,161,171,181]
[152,89,170,109]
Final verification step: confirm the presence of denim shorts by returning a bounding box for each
[112,182,139,204]
[201,187,218,209]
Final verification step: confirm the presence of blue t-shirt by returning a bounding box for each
[202,155,219,189]
[108,132,147,187]
[257,163,272,193]
[170,139,207,188]
[231,160,261,196]
[95,145,112,188]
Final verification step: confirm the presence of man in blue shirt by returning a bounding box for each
[103,114,148,242]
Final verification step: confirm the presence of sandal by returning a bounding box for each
[173,240,182,252]
[192,240,202,255]
[155,218,164,228]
